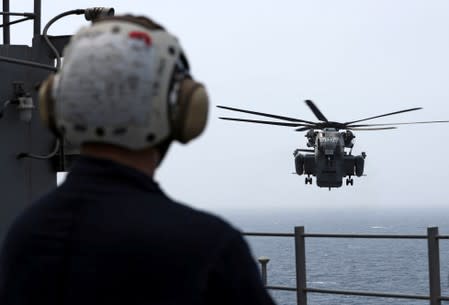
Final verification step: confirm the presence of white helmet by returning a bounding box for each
[39,15,209,150]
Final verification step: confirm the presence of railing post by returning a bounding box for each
[33,0,41,38]
[295,226,307,305]
[427,227,441,305]
[3,0,10,44]
[258,256,270,286]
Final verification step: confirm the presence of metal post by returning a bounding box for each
[3,0,10,44]
[258,256,270,286]
[427,227,441,305]
[33,0,41,37]
[295,226,307,305]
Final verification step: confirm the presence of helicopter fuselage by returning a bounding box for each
[294,128,365,188]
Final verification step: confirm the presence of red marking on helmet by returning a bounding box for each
[129,31,152,46]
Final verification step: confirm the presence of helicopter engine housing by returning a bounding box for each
[303,154,315,176]
[344,154,365,177]
[355,155,364,177]
[294,153,304,175]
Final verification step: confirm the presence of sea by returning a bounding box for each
[218,207,449,305]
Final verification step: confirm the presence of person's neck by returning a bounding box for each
[81,143,160,177]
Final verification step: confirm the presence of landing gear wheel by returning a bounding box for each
[346,178,354,186]
[305,177,312,184]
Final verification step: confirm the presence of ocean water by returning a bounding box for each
[220,208,449,305]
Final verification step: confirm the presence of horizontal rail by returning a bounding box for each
[266,285,297,291]
[245,232,449,239]
[0,16,32,28]
[264,285,449,301]
[0,55,56,71]
[306,288,431,300]
[304,233,427,239]
[0,12,35,17]
[244,232,294,237]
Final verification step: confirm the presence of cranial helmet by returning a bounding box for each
[39,15,209,150]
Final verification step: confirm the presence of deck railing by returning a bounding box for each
[244,226,448,305]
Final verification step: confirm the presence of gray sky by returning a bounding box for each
[7,0,449,213]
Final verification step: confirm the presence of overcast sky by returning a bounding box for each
[6,0,449,215]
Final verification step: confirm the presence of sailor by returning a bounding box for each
[0,15,276,305]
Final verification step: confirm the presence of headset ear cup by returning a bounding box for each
[173,78,209,143]
[38,74,59,135]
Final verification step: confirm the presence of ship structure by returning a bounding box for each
[0,1,112,242]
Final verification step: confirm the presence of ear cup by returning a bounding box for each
[172,78,209,143]
[38,74,59,136]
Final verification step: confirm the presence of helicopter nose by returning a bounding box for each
[321,141,337,155]
[325,149,334,156]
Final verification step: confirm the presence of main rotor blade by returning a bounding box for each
[219,117,313,127]
[217,105,315,124]
[295,126,315,131]
[347,120,449,127]
[348,127,397,131]
[305,100,328,122]
[344,107,422,125]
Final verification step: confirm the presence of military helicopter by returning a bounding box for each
[217,100,449,189]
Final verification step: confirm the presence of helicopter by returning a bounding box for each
[217,100,449,189]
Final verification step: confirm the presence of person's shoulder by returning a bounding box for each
[178,200,237,229]
[166,197,242,240]
[1,187,62,251]
[10,188,54,223]
[19,185,68,220]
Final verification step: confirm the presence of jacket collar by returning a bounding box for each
[66,155,162,193]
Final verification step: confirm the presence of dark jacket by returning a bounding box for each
[0,156,276,305]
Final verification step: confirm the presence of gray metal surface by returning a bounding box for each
[0,2,114,244]
[0,43,56,243]
[0,0,65,243]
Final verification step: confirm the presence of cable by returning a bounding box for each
[0,55,57,71]
[0,100,11,118]
[84,7,114,21]
[42,7,114,70]
[17,138,60,160]
[42,9,85,70]
[0,12,35,17]
[0,16,32,28]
